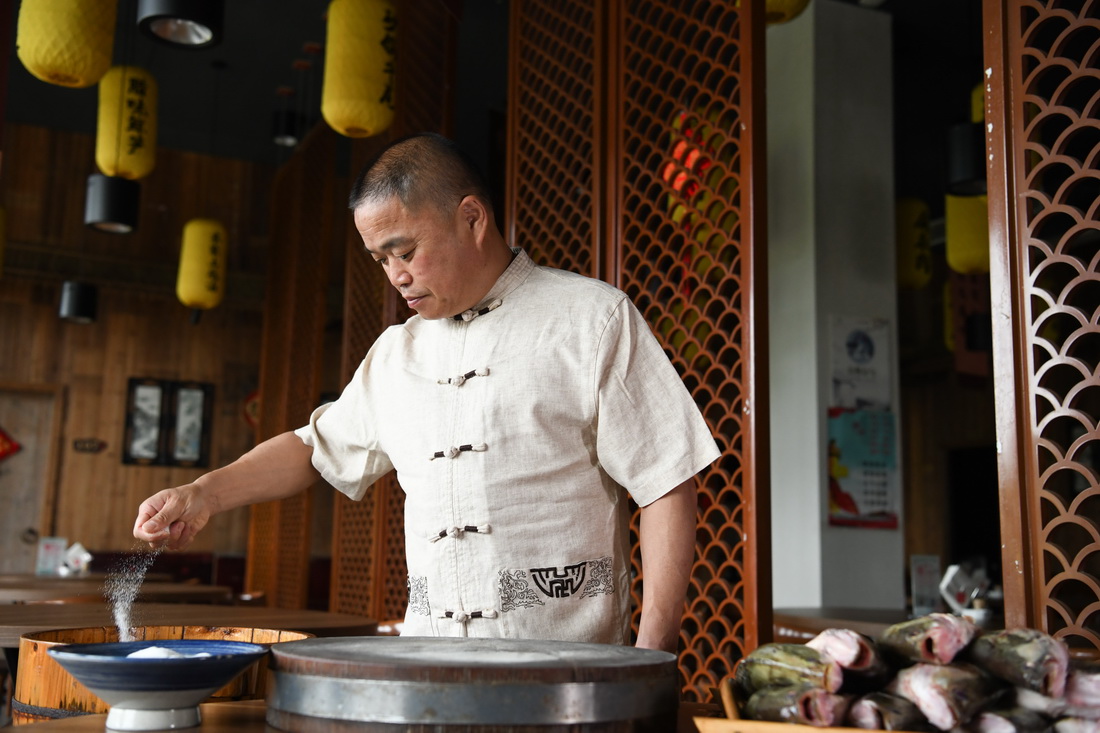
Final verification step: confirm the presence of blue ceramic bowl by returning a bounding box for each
[48,639,268,731]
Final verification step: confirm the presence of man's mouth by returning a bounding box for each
[405,295,425,308]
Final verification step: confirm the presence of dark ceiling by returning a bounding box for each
[5,0,332,164]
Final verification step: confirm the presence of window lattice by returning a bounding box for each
[509,0,766,701]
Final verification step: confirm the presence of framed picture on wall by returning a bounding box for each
[167,382,214,468]
[122,378,170,465]
[122,379,214,467]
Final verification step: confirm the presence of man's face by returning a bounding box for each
[355,196,480,320]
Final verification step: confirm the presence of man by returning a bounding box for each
[134,133,719,652]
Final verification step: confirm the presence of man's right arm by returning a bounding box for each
[132,430,320,549]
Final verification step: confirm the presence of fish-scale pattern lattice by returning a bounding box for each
[618,0,748,700]
[1014,0,1100,650]
[510,0,598,276]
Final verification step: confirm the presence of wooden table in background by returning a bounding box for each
[772,606,909,642]
[0,572,174,583]
[0,578,233,605]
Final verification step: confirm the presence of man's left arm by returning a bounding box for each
[635,477,698,652]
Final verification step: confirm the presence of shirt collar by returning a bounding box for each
[451,248,533,322]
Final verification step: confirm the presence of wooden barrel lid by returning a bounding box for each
[267,637,679,729]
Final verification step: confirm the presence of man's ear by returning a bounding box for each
[458,195,489,238]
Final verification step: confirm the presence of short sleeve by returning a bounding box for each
[294,357,393,501]
[593,298,721,506]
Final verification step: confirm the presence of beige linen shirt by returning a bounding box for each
[295,249,720,644]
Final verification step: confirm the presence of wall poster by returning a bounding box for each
[827,315,899,529]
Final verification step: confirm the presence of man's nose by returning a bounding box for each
[388,263,411,288]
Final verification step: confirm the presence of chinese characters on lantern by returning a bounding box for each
[379,8,396,107]
[125,74,149,156]
[206,230,221,292]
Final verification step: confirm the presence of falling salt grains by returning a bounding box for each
[104,545,163,642]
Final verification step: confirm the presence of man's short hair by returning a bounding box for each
[348,132,494,218]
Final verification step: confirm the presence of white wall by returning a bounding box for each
[767,0,907,610]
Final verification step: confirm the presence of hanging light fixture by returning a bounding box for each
[176,219,227,322]
[272,85,301,148]
[321,0,397,138]
[16,0,117,88]
[59,281,99,324]
[947,83,987,196]
[136,0,223,48]
[85,173,140,234]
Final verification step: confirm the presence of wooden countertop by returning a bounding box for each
[0,602,377,648]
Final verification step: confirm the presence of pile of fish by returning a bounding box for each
[730,613,1099,732]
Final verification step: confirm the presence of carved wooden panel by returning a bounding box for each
[508,0,600,277]
[328,1,457,624]
[984,0,1100,652]
[508,0,768,700]
[246,127,343,609]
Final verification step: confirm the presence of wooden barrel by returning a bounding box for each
[13,625,311,725]
[266,637,680,732]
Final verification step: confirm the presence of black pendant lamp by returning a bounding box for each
[84,173,140,234]
[59,281,98,324]
[947,121,986,196]
[137,0,223,49]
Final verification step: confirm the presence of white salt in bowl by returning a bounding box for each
[47,639,268,731]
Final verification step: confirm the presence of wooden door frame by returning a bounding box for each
[0,382,66,538]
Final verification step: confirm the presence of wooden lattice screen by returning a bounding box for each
[328,1,457,624]
[508,0,769,700]
[247,128,345,608]
[984,0,1100,652]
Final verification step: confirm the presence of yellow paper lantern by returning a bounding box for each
[945,193,990,274]
[970,82,984,125]
[895,198,933,290]
[16,0,116,88]
[95,66,158,180]
[321,0,397,138]
[765,0,811,24]
[736,0,811,24]
[177,219,227,311]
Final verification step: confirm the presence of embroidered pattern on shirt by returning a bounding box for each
[530,561,589,598]
[498,568,544,612]
[407,576,430,616]
[580,556,615,597]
